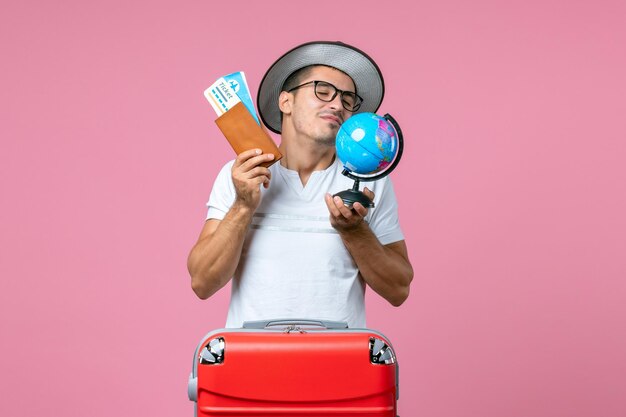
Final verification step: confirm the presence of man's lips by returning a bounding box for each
[320,114,342,125]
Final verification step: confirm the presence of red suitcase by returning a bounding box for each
[188,319,399,416]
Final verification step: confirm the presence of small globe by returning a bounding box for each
[336,113,399,176]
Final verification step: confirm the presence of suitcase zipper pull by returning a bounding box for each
[283,325,307,334]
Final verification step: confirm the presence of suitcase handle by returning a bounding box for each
[242,319,349,329]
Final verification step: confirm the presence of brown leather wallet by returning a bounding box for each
[215,102,282,168]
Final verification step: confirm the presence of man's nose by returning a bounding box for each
[327,93,343,110]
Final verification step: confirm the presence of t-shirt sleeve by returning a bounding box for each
[206,160,236,221]
[366,177,405,246]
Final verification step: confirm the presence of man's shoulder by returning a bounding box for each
[214,159,236,179]
[222,159,236,169]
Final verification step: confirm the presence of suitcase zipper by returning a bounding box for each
[283,325,307,333]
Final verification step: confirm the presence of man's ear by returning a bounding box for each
[278,91,292,115]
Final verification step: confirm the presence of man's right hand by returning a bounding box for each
[232,149,275,211]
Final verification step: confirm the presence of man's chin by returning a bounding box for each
[314,135,336,147]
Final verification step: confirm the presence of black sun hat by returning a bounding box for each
[257,41,385,134]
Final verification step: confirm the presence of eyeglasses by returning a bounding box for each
[287,80,363,112]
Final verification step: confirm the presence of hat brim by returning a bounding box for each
[257,41,385,134]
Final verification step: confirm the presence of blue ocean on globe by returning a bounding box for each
[336,113,399,175]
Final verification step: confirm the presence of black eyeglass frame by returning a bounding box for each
[287,80,364,112]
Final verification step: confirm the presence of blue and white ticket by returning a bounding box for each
[204,77,241,116]
[223,71,259,124]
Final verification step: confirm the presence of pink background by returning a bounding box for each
[1,0,625,416]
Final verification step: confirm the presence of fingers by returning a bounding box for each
[362,187,375,201]
[233,148,261,169]
[234,149,275,171]
[325,194,364,219]
[232,149,274,191]
[351,202,369,217]
[233,165,271,186]
[332,196,356,218]
[325,193,372,234]
[231,150,274,210]
[242,166,272,181]
[324,193,343,218]
[233,148,261,166]
[253,174,271,186]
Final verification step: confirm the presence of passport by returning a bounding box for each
[215,102,281,167]
[204,71,281,167]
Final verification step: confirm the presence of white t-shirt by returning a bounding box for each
[206,158,404,328]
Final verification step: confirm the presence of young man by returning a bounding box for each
[188,41,413,328]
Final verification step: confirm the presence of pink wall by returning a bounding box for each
[1,1,625,416]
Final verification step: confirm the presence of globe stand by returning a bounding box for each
[333,113,404,209]
[334,174,375,208]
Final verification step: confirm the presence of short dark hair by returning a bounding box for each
[279,66,316,125]
[281,65,318,93]
[280,64,356,94]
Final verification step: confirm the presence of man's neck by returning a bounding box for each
[278,134,336,187]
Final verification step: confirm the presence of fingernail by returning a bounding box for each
[256,149,262,155]
[268,153,274,159]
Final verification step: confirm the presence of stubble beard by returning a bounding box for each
[313,130,337,147]
[312,114,342,147]
[292,114,338,148]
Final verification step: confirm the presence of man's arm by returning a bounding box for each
[324,189,414,306]
[187,149,275,299]
[187,206,253,299]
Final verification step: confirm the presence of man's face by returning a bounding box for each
[282,66,356,146]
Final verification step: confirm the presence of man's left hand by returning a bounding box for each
[324,187,374,233]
